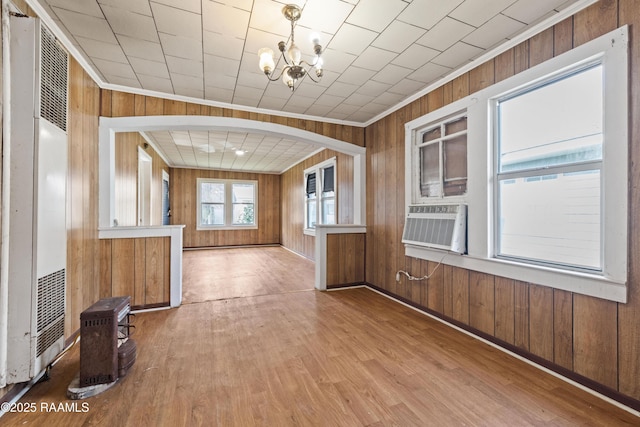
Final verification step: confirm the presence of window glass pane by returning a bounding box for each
[420,143,440,197]
[323,166,335,193]
[499,65,603,173]
[322,198,335,224]
[233,204,254,225]
[201,204,224,225]
[306,173,316,195]
[422,127,441,143]
[445,116,467,135]
[498,170,601,270]
[232,183,254,203]
[307,200,316,228]
[201,182,224,203]
[443,135,467,196]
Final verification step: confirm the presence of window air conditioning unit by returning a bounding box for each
[6,16,68,383]
[402,204,467,254]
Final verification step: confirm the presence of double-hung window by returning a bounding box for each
[496,64,603,271]
[305,158,336,232]
[197,178,257,229]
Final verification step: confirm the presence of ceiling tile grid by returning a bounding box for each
[32,0,587,171]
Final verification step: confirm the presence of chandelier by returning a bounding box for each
[258,4,324,91]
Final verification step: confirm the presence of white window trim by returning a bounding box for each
[304,157,337,236]
[404,26,628,303]
[196,178,258,230]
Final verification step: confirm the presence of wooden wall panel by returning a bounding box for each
[99,237,171,308]
[114,132,169,226]
[325,233,365,287]
[171,168,281,248]
[280,149,355,260]
[618,0,640,400]
[364,1,640,406]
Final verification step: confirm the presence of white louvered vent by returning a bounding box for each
[402,204,467,254]
[39,24,68,132]
[36,269,65,356]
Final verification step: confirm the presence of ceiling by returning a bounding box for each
[29,0,589,173]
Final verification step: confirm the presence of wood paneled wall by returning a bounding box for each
[114,132,169,226]
[99,90,365,148]
[280,150,355,260]
[171,168,281,248]
[365,0,640,405]
[99,237,170,308]
[326,233,365,287]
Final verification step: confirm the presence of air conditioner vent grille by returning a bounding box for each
[36,317,64,357]
[402,204,467,254]
[37,268,65,333]
[40,24,68,132]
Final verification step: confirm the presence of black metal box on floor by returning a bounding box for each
[79,296,134,387]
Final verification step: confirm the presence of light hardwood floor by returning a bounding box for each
[2,247,638,426]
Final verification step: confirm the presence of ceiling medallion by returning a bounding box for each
[258,4,324,91]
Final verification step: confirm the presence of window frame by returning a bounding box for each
[404,26,628,303]
[196,178,258,230]
[304,158,337,235]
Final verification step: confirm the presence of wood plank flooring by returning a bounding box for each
[182,246,314,304]
[2,248,638,426]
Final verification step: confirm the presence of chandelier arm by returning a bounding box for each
[264,67,287,82]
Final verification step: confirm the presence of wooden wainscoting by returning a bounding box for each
[326,233,365,288]
[99,237,171,308]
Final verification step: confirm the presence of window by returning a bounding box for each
[496,65,603,271]
[305,159,336,232]
[404,26,628,302]
[418,113,467,200]
[197,179,257,229]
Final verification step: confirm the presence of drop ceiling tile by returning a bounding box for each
[92,57,137,79]
[408,62,451,83]
[234,85,264,100]
[464,14,526,49]
[431,41,484,68]
[305,103,333,116]
[151,0,201,14]
[357,79,392,97]
[291,82,326,98]
[320,49,357,74]
[372,63,413,85]
[324,81,358,98]
[75,36,128,63]
[116,35,165,62]
[98,0,152,16]
[47,0,104,17]
[392,44,439,69]
[375,91,405,105]
[129,57,170,78]
[315,93,346,108]
[52,7,118,43]
[204,74,236,90]
[503,0,565,24]
[171,73,203,91]
[151,2,201,40]
[329,23,379,56]
[388,78,425,96]
[450,0,519,28]
[204,55,240,78]
[299,0,354,35]
[159,33,203,61]
[346,0,408,33]
[203,1,250,39]
[100,5,159,42]
[237,71,269,89]
[249,0,292,37]
[372,21,426,53]
[416,17,475,52]
[351,46,397,72]
[204,31,245,60]
[216,0,253,12]
[244,28,286,59]
[344,92,376,107]
[166,56,203,77]
[397,0,465,30]
[105,75,142,88]
[284,95,315,110]
[336,66,377,86]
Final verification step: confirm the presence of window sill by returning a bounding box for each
[404,244,627,303]
[304,228,316,237]
[197,225,258,231]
